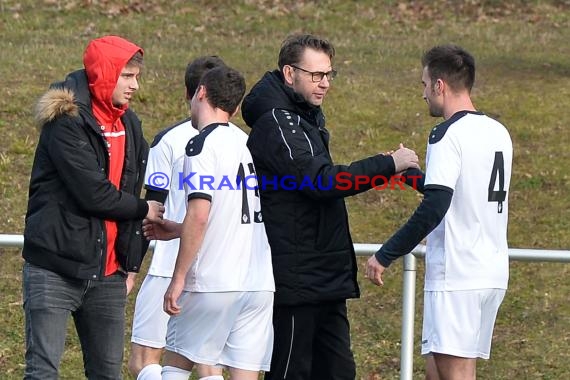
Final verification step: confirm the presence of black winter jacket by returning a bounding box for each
[242,70,397,305]
[22,70,149,280]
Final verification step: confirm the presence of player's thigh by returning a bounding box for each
[432,352,476,380]
[424,354,440,380]
[228,367,262,380]
[129,342,164,373]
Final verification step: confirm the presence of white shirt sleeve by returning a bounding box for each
[424,131,461,191]
[183,142,216,201]
[145,139,173,190]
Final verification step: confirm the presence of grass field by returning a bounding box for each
[1,0,569,378]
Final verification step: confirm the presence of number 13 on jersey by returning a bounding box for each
[237,162,263,224]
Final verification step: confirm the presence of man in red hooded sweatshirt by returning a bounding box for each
[22,35,164,379]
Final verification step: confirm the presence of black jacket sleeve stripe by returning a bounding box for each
[302,130,314,156]
[272,109,295,160]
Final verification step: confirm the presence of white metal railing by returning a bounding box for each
[354,244,570,380]
[0,234,23,248]
[2,234,570,379]
[0,234,158,250]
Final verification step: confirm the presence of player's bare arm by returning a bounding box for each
[163,198,211,315]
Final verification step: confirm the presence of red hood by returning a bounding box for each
[83,35,143,126]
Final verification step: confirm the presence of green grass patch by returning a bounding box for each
[1,0,570,378]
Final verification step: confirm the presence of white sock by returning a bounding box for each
[161,365,191,380]
[137,364,162,380]
[199,376,224,380]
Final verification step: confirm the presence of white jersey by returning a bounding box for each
[182,123,274,292]
[423,111,513,291]
[144,118,198,277]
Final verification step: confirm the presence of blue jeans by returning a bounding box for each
[22,262,127,380]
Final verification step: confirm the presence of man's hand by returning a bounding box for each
[126,272,137,295]
[142,218,182,241]
[163,276,185,316]
[391,143,420,173]
[366,255,387,286]
[146,200,165,223]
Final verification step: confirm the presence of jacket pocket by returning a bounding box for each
[25,204,99,264]
[314,200,348,252]
[116,220,145,272]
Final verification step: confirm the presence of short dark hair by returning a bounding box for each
[278,34,335,71]
[199,66,246,115]
[185,56,226,98]
[126,51,144,69]
[421,45,475,92]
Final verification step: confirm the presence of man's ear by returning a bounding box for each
[196,85,206,100]
[230,105,240,118]
[283,65,294,86]
[435,79,444,95]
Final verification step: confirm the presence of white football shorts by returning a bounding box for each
[165,291,274,371]
[421,288,506,359]
[131,275,172,348]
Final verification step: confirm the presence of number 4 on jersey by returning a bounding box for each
[488,151,506,213]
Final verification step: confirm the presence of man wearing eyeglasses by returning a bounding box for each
[242,34,420,380]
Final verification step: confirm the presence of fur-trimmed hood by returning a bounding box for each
[34,69,92,129]
[34,87,79,127]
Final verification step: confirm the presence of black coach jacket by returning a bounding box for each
[22,69,149,280]
[242,70,397,305]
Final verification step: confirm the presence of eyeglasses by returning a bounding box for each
[290,64,337,83]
